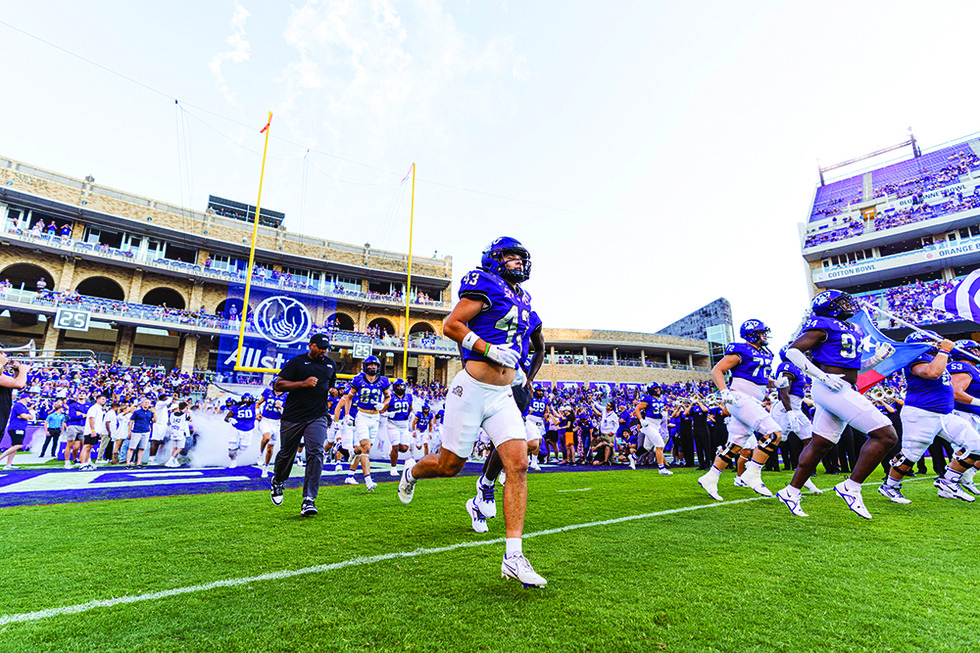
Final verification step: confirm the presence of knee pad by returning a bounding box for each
[757,432,780,456]
[718,442,742,466]
[953,449,980,467]
[891,452,915,474]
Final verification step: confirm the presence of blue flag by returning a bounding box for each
[847,310,931,392]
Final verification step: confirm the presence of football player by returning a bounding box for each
[948,340,980,493]
[336,355,390,492]
[225,394,257,463]
[396,237,546,588]
[634,383,673,476]
[255,381,286,477]
[775,290,897,518]
[412,403,434,459]
[877,332,979,504]
[698,319,782,500]
[383,378,414,476]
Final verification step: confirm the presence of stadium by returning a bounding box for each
[3,5,980,653]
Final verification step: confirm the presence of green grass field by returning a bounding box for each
[1,467,975,653]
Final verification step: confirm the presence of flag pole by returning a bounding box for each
[857,301,980,363]
[402,163,416,380]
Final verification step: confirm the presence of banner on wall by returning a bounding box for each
[217,283,336,376]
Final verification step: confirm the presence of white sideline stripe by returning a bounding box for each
[1,475,939,626]
[0,494,767,626]
[556,487,592,493]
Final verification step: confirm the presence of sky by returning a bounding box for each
[2,0,980,349]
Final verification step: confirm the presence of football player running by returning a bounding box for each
[877,332,979,504]
[336,355,390,492]
[396,237,546,588]
[383,378,415,476]
[775,291,897,519]
[947,340,980,494]
[634,383,673,476]
[698,319,782,500]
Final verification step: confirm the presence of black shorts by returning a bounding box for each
[544,430,559,443]
[83,435,100,446]
[7,429,25,446]
[512,384,532,414]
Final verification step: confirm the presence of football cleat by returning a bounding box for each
[733,475,748,488]
[300,498,317,516]
[747,480,773,497]
[397,458,417,504]
[658,467,673,476]
[475,478,497,519]
[389,467,400,477]
[697,472,723,501]
[365,478,378,492]
[961,481,979,496]
[776,487,808,517]
[803,478,823,494]
[835,481,872,519]
[935,478,976,502]
[878,482,911,504]
[270,481,285,506]
[344,476,359,485]
[334,462,343,472]
[529,458,541,472]
[466,497,489,533]
[501,553,547,588]
[628,454,636,471]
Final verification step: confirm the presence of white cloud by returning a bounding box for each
[210,3,252,106]
[276,0,528,165]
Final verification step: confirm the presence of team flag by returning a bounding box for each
[930,268,980,323]
[847,310,932,393]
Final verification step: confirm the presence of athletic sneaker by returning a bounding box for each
[344,476,359,485]
[733,475,748,488]
[935,478,976,502]
[697,472,723,501]
[475,478,497,519]
[64,461,73,470]
[658,467,673,476]
[878,483,911,504]
[397,458,417,504]
[834,481,872,519]
[389,467,400,477]
[262,466,270,478]
[2,464,18,471]
[776,487,808,517]
[334,463,343,472]
[365,477,377,492]
[803,478,823,494]
[501,553,547,588]
[270,480,285,506]
[300,498,317,516]
[466,497,489,533]
[529,458,541,472]
[628,454,636,471]
[961,480,980,496]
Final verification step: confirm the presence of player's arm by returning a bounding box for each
[333,393,351,423]
[633,400,647,422]
[710,354,741,393]
[224,409,235,423]
[911,339,955,380]
[777,371,795,412]
[785,329,844,389]
[378,388,391,412]
[951,372,980,404]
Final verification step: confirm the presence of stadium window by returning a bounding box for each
[164,242,197,263]
[333,276,360,293]
[122,234,141,253]
[283,266,310,281]
[822,260,830,268]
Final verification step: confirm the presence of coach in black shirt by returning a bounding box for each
[270,333,337,516]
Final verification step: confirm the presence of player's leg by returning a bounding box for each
[300,417,329,510]
[271,420,304,493]
[932,415,980,501]
[697,415,749,500]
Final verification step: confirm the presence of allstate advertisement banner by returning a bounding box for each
[217,283,336,374]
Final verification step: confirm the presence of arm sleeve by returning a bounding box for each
[785,348,830,384]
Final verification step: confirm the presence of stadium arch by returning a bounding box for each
[368,317,396,337]
[327,312,355,331]
[142,287,186,309]
[75,276,126,301]
[409,321,437,336]
[0,262,56,293]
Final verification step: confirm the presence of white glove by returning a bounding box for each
[721,389,737,405]
[773,375,790,389]
[875,342,896,360]
[374,402,386,411]
[345,415,355,428]
[823,374,846,392]
[485,343,520,369]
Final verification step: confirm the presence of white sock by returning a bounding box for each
[479,474,493,487]
[406,466,416,482]
[708,466,722,478]
[783,484,801,498]
[844,478,862,493]
[962,467,977,483]
[746,460,763,472]
[505,538,522,557]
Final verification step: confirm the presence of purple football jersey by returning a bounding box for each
[349,373,391,410]
[725,342,772,386]
[776,361,807,398]
[904,352,953,414]
[949,360,980,415]
[458,268,533,366]
[800,315,863,370]
[520,310,543,373]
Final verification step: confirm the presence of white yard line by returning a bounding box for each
[556,487,592,492]
[0,475,938,627]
